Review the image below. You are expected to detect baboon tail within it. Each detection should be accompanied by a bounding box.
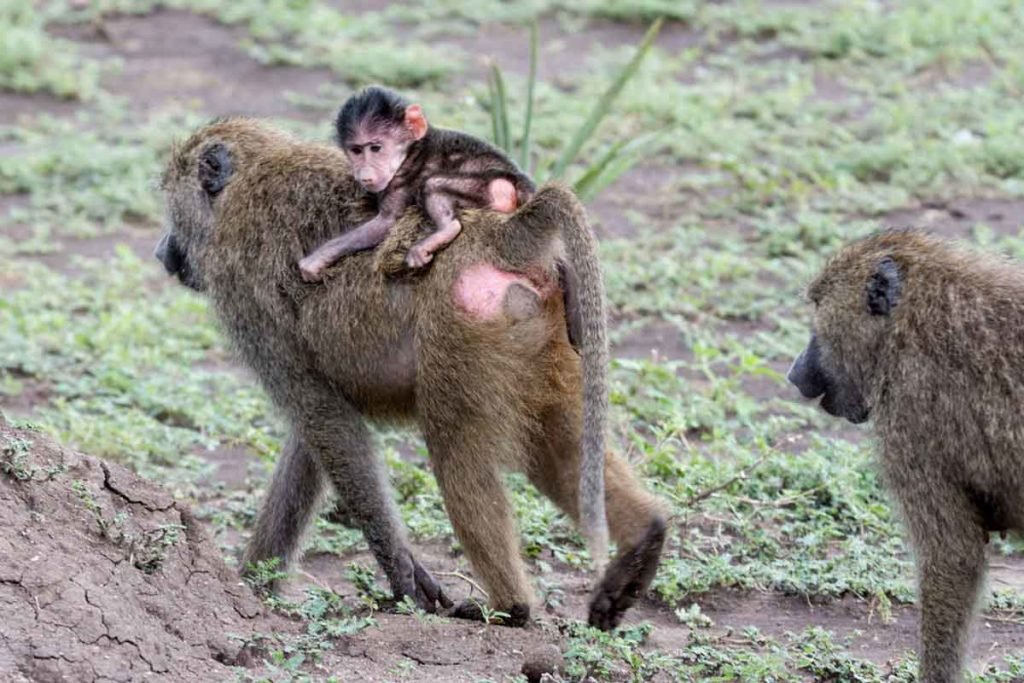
[555,185,610,574]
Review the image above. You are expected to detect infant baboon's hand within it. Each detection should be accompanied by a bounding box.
[298,256,326,282]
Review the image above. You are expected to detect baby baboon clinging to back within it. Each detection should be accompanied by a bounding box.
[788,228,1024,683]
[156,117,665,630]
[298,85,536,280]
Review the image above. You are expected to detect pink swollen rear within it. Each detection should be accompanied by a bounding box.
[453,263,542,320]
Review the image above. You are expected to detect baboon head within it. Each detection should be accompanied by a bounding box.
[788,233,906,424]
[155,134,236,291]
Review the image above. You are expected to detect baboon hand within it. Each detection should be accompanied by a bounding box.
[298,256,327,282]
[391,553,452,612]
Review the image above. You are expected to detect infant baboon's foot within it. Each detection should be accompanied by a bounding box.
[449,598,530,627]
[404,244,435,269]
[298,256,327,282]
[488,178,518,213]
[587,516,666,631]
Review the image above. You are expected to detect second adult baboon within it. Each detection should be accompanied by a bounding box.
[155,117,665,629]
[788,228,1024,683]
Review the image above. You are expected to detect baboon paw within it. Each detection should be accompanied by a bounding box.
[587,516,667,631]
[298,258,325,282]
[449,599,530,627]
[411,556,453,612]
[449,598,485,622]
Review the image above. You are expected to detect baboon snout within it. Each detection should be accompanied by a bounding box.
[154,231,201,291]
[787,334,827,400]
[154,232,182,276]
[356,168,383,191]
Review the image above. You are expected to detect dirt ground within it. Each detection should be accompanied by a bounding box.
[3,6,1024,683]
[0,417,278,682]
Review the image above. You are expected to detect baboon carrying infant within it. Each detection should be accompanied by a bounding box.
[155,117,665,629]
[789,228,1024,683]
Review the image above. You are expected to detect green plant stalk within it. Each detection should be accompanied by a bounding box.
[550,17,664,179]
[520,19,538,171]
[573,132,661,200]
[488,62,511,154]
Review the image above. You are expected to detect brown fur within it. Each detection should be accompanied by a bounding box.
[156,117,665,629]
[792,228,1024,682]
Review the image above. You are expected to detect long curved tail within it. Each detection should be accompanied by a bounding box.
[557,189,610,573]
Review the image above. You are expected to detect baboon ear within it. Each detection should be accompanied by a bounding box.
[404,104,428,140]
[866,256,901,316]
[198,143,232,196]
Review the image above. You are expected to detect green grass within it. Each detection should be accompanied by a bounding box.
[0,0,106,99]
[3,1,1024,680]
[0,106,202,245]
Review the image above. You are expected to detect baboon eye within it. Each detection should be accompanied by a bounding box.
[369,144,382,153]
[349,146,362,156]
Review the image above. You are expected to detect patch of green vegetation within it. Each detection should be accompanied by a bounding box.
[560,621,920,682]
[0,0,106,99]
[0,106,203,240]
[0,255,279,487]
[234,580,374,682]
[52,0,462,88]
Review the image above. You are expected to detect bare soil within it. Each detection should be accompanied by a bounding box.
[0,417,284,682]
[883,197,1024,241]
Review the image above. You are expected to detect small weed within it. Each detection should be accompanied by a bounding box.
[486,19,664,200]
[243,557,289,597]
[71,478,184,573]
[0,434,62,481]
[478,603,512,626]
[675,603,713,628]
[345,561,391,611]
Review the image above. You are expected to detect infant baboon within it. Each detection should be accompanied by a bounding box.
[299,85,535,279]
[156,117,665,630]
[788,228,1024,683]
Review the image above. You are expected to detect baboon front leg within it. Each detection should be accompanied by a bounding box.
[302,403,451,612]
[429,451,533,626]
[299,213,395,281]
[527,405,666,630]
[907,500,987,683]
[242,431,325,580]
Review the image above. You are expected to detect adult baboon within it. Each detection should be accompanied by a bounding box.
[788,228,1024,682]
[155,118,665,629]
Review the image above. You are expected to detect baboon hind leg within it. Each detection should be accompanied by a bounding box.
[526,402,666,630]
[425,435,534,626]
[904,492,987,683]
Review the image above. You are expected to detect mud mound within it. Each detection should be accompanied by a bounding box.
[0,418,273,682]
